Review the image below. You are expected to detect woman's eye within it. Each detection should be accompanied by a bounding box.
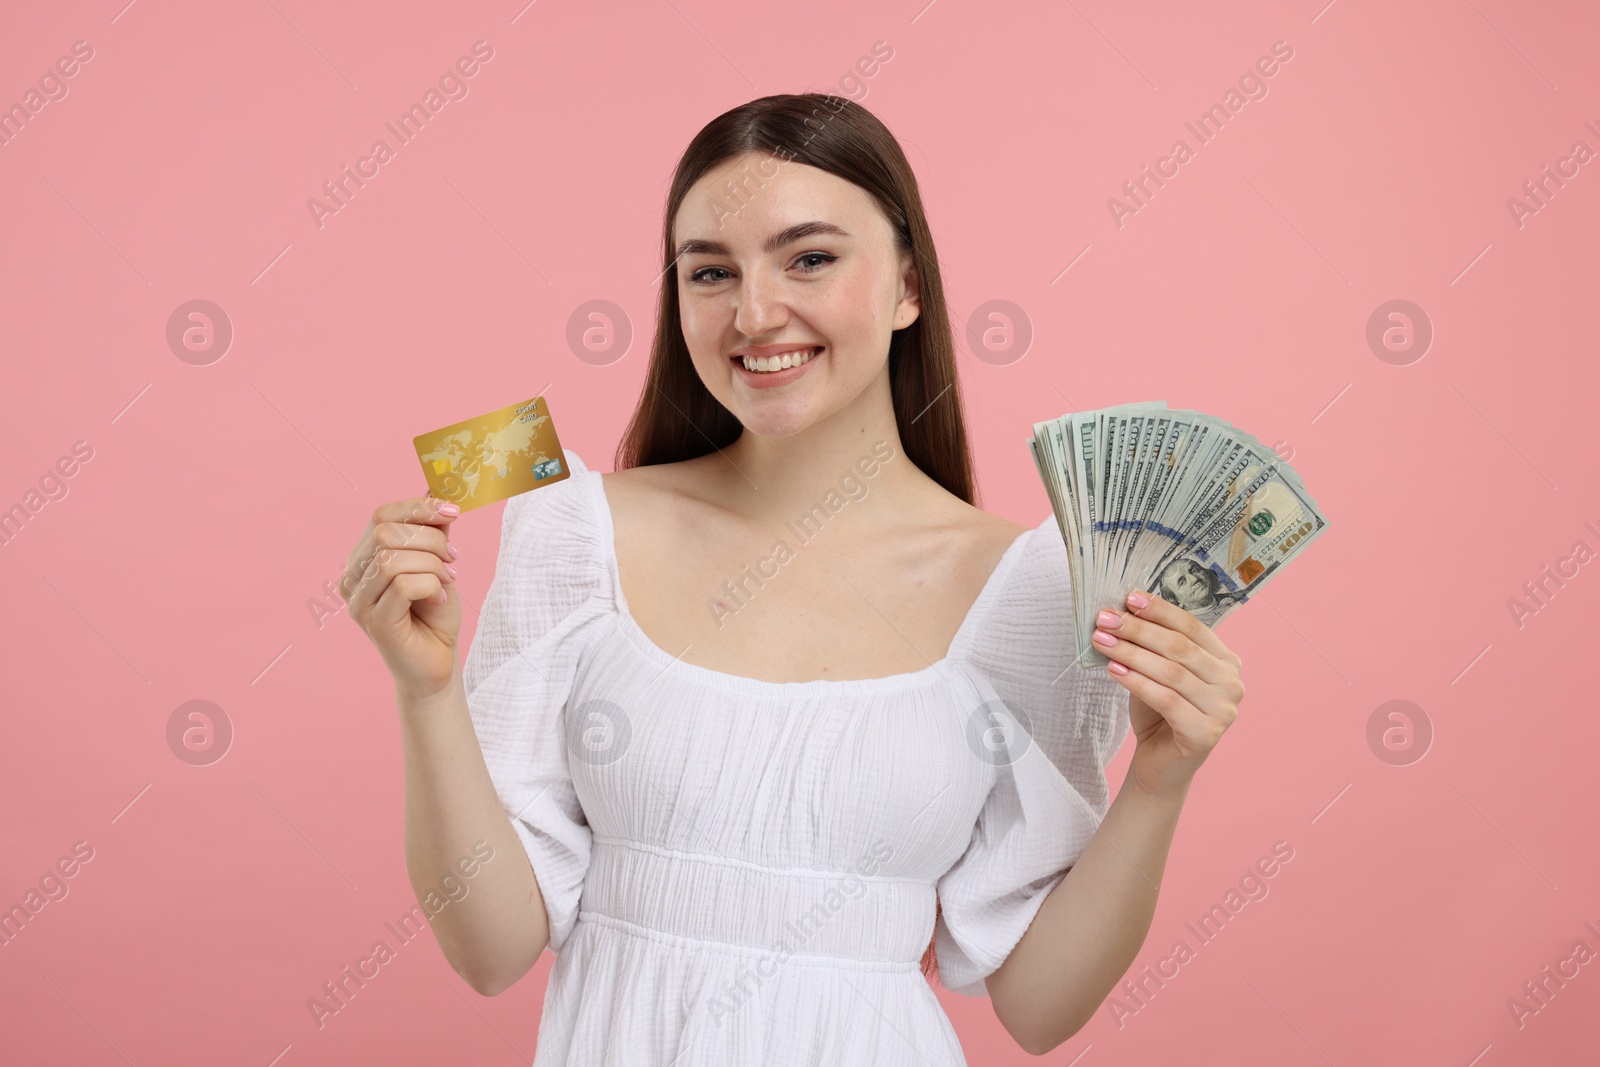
[687,253,835,285]
[794,252,836,271]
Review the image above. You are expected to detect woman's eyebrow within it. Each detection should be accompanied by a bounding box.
[675,220,851,259]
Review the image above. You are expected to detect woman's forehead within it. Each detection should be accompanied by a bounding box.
[674,157,881,248]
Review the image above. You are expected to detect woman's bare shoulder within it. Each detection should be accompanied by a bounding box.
[938,495,1030,554]
[976,509,1031,544]
[959,511,1032,582]
[888,489,1031,593]
[600,459,728,533]
[600,460,716,498]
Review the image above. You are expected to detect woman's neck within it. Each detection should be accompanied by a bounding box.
[702,387,941,535]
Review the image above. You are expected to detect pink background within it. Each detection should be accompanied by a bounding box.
[4,0,1598,1063]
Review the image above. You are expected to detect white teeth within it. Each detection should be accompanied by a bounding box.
[741,347,818,373]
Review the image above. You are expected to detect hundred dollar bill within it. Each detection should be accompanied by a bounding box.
[1030,405,1330,669]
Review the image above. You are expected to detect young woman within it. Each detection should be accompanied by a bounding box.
[342,93,1246,1065]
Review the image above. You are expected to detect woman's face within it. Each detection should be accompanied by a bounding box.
[672,150,920,440]
[1159,558,1215,612]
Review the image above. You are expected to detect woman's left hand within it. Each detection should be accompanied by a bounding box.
[1091,590,1245,800]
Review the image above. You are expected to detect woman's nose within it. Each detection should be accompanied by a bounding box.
[732,275,788,338]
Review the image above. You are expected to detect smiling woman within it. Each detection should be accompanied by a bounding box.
[619,96,969,502]
[346,91,1245,1067]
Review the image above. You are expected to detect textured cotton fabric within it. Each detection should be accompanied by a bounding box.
[462,449,1131,1065]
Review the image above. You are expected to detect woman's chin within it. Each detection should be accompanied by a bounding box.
[731,412,817,440]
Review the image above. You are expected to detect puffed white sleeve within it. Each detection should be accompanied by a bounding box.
[461,449,604,955]
[933,514,1133,997]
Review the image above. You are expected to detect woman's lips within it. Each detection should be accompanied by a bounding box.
[731,346,822,388]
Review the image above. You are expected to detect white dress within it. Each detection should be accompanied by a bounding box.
[463,450,1131,1065]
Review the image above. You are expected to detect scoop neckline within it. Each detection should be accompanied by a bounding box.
[587,466,1034,695]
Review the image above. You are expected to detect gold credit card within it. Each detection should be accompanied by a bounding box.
[413,395,570,512]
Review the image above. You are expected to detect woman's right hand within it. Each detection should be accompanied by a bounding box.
[341,496,463,700]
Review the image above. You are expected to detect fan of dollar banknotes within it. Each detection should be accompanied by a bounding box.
[1030,402,1330,669]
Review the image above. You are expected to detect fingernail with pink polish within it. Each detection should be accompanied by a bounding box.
[1126,591,1150,610]
[445,564,458,581]
[1108,661,1129,676]
[1096,609,1121,629]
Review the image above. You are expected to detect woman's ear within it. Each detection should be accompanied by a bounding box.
[892,254,921,330]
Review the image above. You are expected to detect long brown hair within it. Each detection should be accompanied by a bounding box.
[614,93,964,984]
[614,92,976,518]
